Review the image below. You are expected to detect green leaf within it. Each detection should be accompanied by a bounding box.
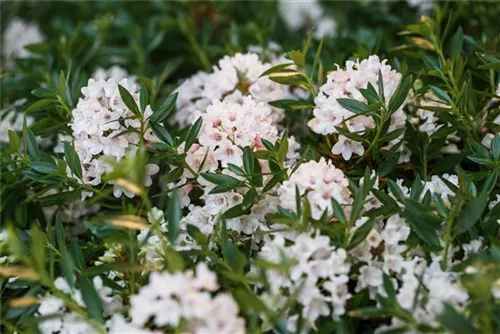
[260,63,294,77]
[491,135,500,159]
[382,274,396,300]
[78,276,103,323]
[227,163,246,177]
[330,197,347,224]
[277,135,289,164]
[29,162,58,174]
[387,179,405,203]
[39,190,80,206]
[471,141,491,157]
[31,87,57,99]
[243,147,254,175]
[165,249,185,273]
[200,173,242,194]
[377,70,385,103]
[8,130,20,152]
[268,70,308,87]
[26,128,40,161]
[360,83,380,104]
[165,167,184,183]
[437,303,479,334]
[388,75,412,113]
[185,117,202,151]
[429,86,452,104]
[349,306,391,319]
[167,190,181,245]
[150,93,177,123]
[289,50,305,68]
[25,99,57,113]
[404,200,441,246]
[59,71,68,107]
[30,224,46,272]
[481,169,498,194]
[348,219,375,250]
[381,128,405,142]
[336,98,368,114]
[467,155,491,165]
[150,122,173,146]
[118,84,140,115]
[268,99,315,110]
[139,83,149,113]
[233,289,267,312]
[261,138,275,151]
[56,219,75,286]
[449,27,464,58]
[186,224,208,248]
[64,141,83,179]
[456,192,489,235]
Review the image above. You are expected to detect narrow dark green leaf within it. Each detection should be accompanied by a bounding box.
[388,75,412,113]
[25,99,57,113]
[185,117,202,152]
[150,122,173,146]
[347,219,375,250]
[139,83,149,113]
[167,190,181,245]
[29,162,58,174]
[78,276,103,323]
[227,163,246,177]
[456,192,489,235]
[31,88,57,99]
[336,98,368,114]
[430,86,452,104]
[150,93,177,122]
[30,224,46,272]
[201,173,242,194]
[26,128,40,161]
[330,197,347,224]
[64,141,83,179]
[491,135,500,159]
[377,70,385,103]
[243,147,254,175]
[118,84,140,115]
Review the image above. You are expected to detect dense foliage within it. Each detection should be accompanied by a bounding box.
[1,1,500,333]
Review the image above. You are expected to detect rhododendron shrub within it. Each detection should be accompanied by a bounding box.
[1,1,500,334]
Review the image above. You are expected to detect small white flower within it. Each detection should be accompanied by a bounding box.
[331,135,365,161]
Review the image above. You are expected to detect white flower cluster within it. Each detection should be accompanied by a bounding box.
[69,77,159,198]
[349,211,472,331]
[177,96,304,236]
[278,158,352,219]
[175,52,292,126]
[278,0,337,39]
[196,96,278,167]
[309,55,406,161]
[125,263,245,333]
[2,18,43,59]
[37,276,121,334]
[256,232,351,331]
